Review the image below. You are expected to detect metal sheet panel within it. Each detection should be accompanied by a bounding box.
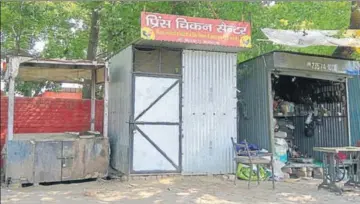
[34,141,62,183]
[238,56,273,151]
[132,76,180,172]
[134,77,179,122]
[349,76,360,146]
[182,50,237,174]
[133,38,249,53]
[108,45,133,174]
[293,103,349,161]
[314,116,349,159]
[61,138,109,181]
[273,51,357,75]
[83,138,109,178]
[292,116,316,159]
[6,140,35,183]
[133,125,179,171]
[61,140,84,181]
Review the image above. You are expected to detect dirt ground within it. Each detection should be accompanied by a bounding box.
[1,176,360,204]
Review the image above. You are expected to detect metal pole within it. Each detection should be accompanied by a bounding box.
[7,60,15,141]
[90,69,96,131]
[103,63,109,138]
[7,78,15,140]
[346,79,352,146]
[5,57,18,181]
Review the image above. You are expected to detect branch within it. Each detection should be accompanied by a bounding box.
[206,2,220,19]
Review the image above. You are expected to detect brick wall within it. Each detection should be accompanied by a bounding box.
[38,91,83,99]
[0,96,104,156]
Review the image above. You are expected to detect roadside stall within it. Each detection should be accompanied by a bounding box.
[108,12,251,175]
[2,57,109,186]
[237,51,360,179]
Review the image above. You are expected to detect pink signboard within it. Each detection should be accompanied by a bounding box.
[141,12,252,48]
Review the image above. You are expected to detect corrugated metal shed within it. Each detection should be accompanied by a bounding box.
[182,50,237,174]
[108,46,133,174]
[237,55,274,152]
[349,75,360,146]
[237,51,359,159]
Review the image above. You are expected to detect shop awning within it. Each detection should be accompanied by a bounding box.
[4,57,106,83]
[132,38,249,53]
[271,51,360,78]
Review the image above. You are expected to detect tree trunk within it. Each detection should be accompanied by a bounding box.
[332,1,360,58]
[83,7,101,99]
[87,8,101,61]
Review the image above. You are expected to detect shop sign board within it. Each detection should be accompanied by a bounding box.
[140,12,251,48]
[274,52,360,76]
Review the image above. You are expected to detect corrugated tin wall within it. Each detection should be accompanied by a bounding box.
[108,46,133,174]
[314,116,349,159]
[349,76,360,146]
[293,115,349,161]
[182,50,237,175]
[238,56,272,151]
[292,117,316,158]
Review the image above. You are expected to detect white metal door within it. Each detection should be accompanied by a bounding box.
[132,76,180,173]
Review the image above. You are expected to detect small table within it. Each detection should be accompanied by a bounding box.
[313,146,360,194]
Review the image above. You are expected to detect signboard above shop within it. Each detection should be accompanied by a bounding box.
[140,12,251,48]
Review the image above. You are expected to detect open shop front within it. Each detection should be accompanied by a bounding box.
[238,51,360,180]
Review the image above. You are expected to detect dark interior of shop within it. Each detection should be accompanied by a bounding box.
[271,74,348,162]
[271,74,346,105]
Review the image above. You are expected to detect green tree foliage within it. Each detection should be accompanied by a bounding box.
[0,2,84,96]
[0,1,356,97]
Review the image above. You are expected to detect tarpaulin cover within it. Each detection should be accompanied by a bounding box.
[262,28,360,48]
